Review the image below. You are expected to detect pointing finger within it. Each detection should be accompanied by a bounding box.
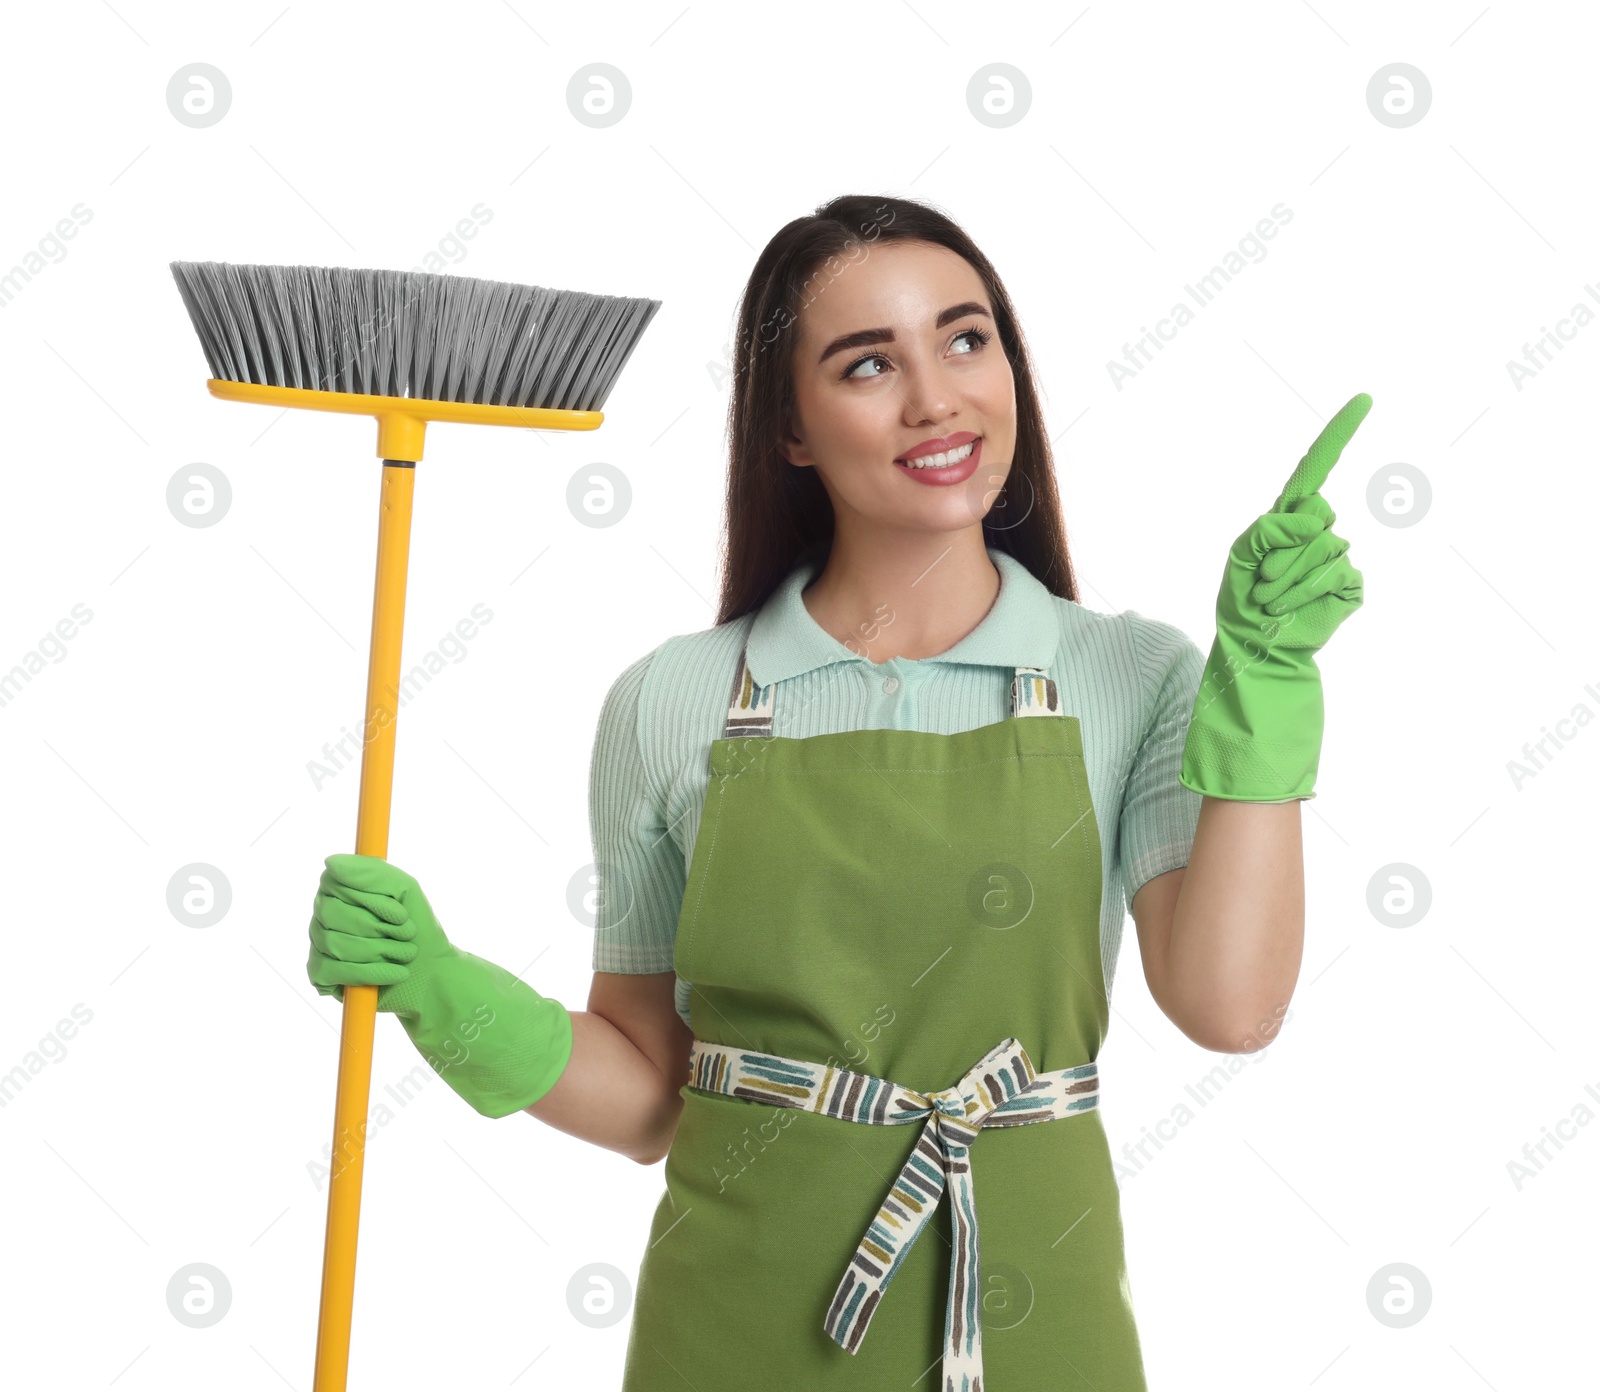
[1275,392,1372,510]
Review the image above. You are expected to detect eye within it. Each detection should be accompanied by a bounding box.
[841,350,889,382]
[838,325,994,382]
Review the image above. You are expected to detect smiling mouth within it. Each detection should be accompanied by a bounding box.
[895,437,979,470]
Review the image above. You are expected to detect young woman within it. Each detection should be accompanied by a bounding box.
[307,194,1368,1390]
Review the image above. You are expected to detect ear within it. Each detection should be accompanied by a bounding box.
[777,418,813,469]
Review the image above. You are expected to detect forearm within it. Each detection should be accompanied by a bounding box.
[522,1009,684,1165]
[1165,796,1305,1050]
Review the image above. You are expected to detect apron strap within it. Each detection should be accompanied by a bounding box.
[1010,664,1061,718]
[724,649,1061,738]
[723,647,776,738]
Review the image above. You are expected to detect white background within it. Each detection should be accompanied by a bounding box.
[1,0,1595,1387]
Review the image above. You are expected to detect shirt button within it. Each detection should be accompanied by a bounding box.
[882,676,900,695]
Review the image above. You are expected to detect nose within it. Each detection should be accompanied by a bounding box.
[898,356,956,426]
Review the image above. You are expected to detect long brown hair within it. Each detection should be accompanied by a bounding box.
[713,193,1079,626]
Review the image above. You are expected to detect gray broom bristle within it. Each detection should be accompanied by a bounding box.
[169,261,661,414]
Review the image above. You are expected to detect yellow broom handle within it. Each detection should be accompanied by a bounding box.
[313,459,417,1390]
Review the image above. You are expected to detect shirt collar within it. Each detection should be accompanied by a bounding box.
[745,546,1062,686]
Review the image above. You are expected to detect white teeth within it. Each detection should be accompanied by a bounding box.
[898,440,975,469]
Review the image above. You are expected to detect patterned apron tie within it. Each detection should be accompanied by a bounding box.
[686,1035,1101,1391]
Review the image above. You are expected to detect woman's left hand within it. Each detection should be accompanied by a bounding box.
[1178,393,1371,803]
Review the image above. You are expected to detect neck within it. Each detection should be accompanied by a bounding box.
[801,525,1000,665]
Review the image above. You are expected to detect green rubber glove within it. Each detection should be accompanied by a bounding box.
[1179,393,1371,803]
[306,853,573,1119]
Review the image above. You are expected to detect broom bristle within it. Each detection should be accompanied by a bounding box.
[169,261,661,413]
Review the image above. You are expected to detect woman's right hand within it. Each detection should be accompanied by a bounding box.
[305,853,437,1006]
[303,852,575,1118]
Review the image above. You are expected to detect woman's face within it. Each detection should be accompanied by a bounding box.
[778,238,1017,538]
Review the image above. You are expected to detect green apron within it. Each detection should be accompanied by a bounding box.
[621,647,1148,1391]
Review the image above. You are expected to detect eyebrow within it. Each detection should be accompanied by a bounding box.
[816,301,991,365]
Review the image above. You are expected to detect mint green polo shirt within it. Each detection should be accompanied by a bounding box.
[588,546,1206,1029]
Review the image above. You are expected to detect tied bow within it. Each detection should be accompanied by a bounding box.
[823,1037,1044,1391]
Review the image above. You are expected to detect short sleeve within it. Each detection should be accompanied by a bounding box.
[1116,615,1206,905]
[588,646,686,974]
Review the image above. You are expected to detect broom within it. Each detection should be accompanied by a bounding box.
[169,260,661,1391]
